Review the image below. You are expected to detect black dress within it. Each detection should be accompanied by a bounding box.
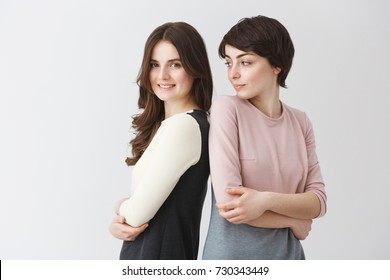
[120,110,209,260]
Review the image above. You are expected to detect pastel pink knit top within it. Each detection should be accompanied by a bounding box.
[209,95,327,217]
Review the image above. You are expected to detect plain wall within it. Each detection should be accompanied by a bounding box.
[1,0,389,259]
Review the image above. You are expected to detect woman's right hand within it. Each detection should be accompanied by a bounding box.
[109,215,148,241]
[290,218,312,240]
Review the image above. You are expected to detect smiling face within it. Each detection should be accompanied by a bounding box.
[224,44,281,100]
[149,40,195,108]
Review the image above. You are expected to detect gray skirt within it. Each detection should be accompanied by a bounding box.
[202,194,305,260]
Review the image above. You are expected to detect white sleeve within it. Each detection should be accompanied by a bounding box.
[119,114,202,227]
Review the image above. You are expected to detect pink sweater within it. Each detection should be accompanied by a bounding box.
[209,96,327,217]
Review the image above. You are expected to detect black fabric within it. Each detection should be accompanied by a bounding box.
[119,110,209,260]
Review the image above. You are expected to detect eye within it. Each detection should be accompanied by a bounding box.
[241,61,251,66]
[224,61,232,68]
[150,62,159,68]
[170,62,181,68]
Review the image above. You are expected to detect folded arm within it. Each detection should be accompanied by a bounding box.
[119,114,201,227]
[209,98,326,236]
[216,187,315,239]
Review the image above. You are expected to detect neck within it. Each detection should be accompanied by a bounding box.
[249,88,282,118]
[164,100,200,119]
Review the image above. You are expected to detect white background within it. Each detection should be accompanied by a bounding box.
[1,0,389,260]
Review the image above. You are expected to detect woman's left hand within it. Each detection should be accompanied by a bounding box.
[216,186,271,224]
[109,215,148,241]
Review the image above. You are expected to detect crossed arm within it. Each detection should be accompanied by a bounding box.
[109,114,202,240]
[209,97,326,240]
[215,187,320,240]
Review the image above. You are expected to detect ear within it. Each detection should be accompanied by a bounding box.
[273,67,282,75]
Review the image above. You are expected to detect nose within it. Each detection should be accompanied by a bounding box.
[158,66,170,80]
[228,64,240,80]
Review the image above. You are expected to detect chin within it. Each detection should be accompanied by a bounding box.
[236,91,252,100]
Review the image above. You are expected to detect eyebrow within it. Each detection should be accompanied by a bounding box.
[150,58,181,62]
[225,53,255,59]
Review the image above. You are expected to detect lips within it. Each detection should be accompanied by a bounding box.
[233,84,245,90]
[158,84,175,89]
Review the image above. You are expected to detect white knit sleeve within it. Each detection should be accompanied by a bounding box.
[119,113,202,227]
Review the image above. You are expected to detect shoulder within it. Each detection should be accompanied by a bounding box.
[165,111,199,127]
[283,103,312,131]
[213,95,243,108]
[211,95,245,116]
[186,110,209,127]
[162,111,201,137]
[283,103,306,118]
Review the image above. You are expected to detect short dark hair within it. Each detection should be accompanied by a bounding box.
[219,15,294,88]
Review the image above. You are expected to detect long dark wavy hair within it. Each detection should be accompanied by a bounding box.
[126,22,213,166]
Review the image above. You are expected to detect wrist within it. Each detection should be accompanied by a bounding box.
[263,191,276,212]
[285,216,296,228]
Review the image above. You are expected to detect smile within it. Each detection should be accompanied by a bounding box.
[158,84,175,89]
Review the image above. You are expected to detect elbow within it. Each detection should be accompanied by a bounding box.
[126,216,149,228]
[119,200,152,227]
[119,200,149,227]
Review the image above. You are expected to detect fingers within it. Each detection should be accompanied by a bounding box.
[218,207,245,224]
[112,215,126,223]
[136,223,149,231]
[225,186,245,195]
[122,224,149,241]
[224,215,244,224]
[216,186,247,210]
[110,215,146,240]
[216,202,231,211]
[216,199,238,211]
[112,222,149,241]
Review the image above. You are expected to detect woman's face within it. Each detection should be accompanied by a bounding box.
[224,44,280,100]
[149,40,194,105]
